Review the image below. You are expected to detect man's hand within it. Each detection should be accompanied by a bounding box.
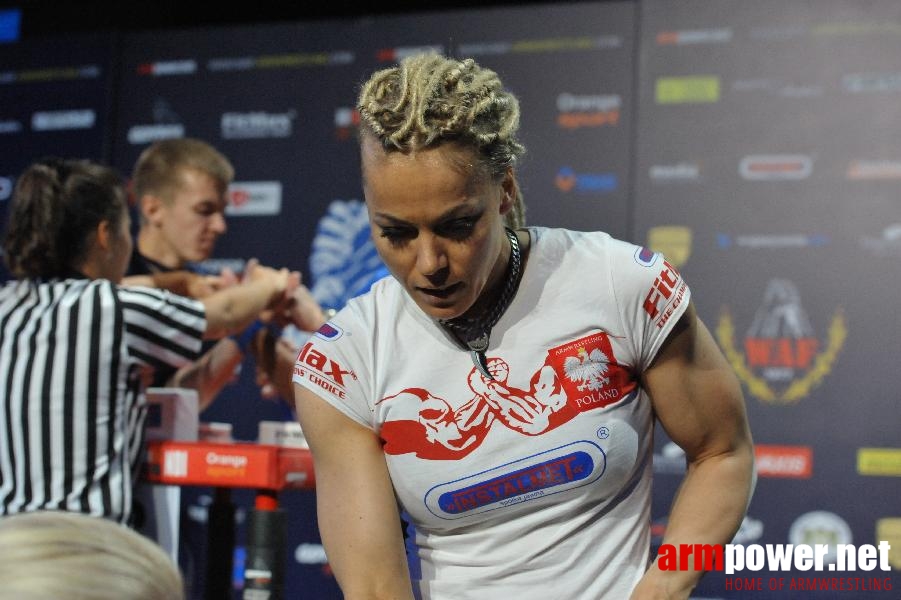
[252,333,299,402]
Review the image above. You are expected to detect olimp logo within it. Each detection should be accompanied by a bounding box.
[716,279,846,404]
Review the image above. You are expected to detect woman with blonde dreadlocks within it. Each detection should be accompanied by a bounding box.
[291,53,754,600]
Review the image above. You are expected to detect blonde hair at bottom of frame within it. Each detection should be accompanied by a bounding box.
[0,510,185,600]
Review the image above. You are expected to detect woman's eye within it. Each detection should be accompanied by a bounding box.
[380,227,414,245]
[439,218,478,239]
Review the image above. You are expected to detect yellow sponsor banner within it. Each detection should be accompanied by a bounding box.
[656,76,720,104]
[647,226,692,268]
[876,518,901,570]
[857,448,901,476]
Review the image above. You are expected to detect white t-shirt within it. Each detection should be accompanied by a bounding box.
[293,227,691,599]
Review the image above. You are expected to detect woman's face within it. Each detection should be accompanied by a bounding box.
[361,136,514,321]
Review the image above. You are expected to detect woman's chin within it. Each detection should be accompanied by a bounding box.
[413,295,467,321]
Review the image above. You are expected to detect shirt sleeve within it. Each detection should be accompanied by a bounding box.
[607,238,692,372]
[117,285,206,371]
[292,317,375,429]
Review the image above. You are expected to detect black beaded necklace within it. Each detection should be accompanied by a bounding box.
[439,227,522,379]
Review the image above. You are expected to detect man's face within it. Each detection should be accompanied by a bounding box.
[149,167,228,267]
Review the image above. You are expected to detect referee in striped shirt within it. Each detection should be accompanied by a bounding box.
[0,158,297,525]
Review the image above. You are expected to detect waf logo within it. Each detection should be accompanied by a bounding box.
[716,279,845,404]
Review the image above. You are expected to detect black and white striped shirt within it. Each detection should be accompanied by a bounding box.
[0,277,206,524]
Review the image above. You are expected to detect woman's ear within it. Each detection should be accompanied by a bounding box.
[95,220,112,251]
[499,168,516,215]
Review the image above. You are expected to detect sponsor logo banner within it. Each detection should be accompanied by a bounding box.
[649,163,700,183]
[788,511,853,563]
[207,51,354,71]
[459,34,621,56]
[739,154,812,181]
[754,444,812,478]
[647,226,692,268]
[333,107,359,140]
[226,181,282,216]
[846,160,901,180]
[843,72,901,94]
[556,93,620,129]
[876,518,901,570]
[656,28,733,45]
[554,167,618,193]
[0,119,22,134]
[857,448,901,476]
[377,45,444,63]
[127,124,184,145]
[31,109,96,131]
[656,76,720,104]
[716,233,828,249]
[136,60,197,76]
[221,111,295,139]
[0,65,100,84]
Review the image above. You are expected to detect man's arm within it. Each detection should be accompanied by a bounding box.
[121,271,226,298]
[630,301,755,600]
[167,338,244,411]
[198,263,297,339]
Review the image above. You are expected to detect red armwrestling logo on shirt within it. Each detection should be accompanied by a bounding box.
[546,331,635,414]
[378,332,635,460]
[293,341,356,400]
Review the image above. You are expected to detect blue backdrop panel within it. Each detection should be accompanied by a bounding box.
[0,32,115,281]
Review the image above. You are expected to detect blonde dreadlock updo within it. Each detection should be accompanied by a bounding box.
[357,53,527,229]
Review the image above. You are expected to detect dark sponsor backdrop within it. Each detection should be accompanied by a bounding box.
[0,31,115,280]
[1,0,899,598]
[637,1,901,597]
[110,18,364,272]
[350,1,637,239]
[109,2,635,598]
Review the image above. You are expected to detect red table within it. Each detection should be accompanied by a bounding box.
[144,440,315,599]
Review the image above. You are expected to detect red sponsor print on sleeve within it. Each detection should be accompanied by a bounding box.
[293,341,356,400]
[545,332,636,412]
[642,259,687,329]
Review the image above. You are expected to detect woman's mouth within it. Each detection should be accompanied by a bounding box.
[417,282,462,300]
